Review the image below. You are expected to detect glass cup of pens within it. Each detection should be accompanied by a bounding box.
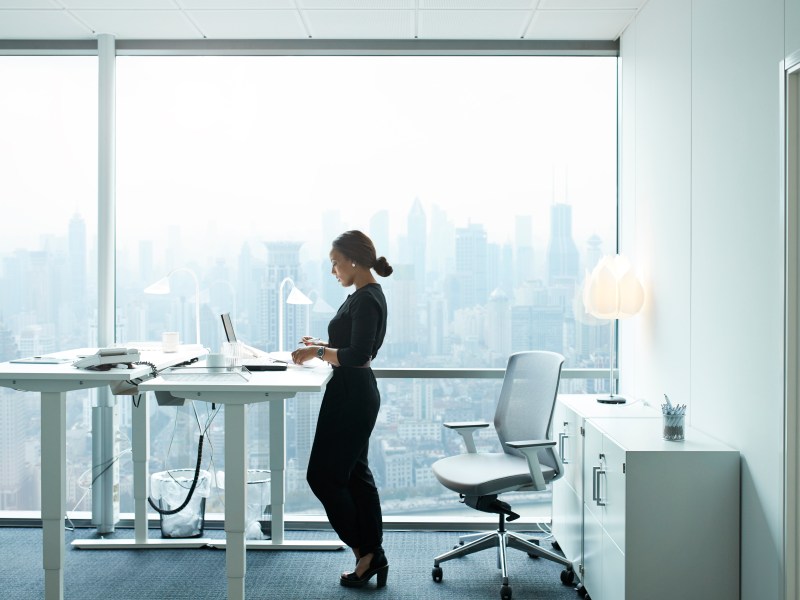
[222,341,243,368]
[661,394,686,441]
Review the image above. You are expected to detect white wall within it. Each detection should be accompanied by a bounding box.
[619,1,787,598]
[789,0,800,58]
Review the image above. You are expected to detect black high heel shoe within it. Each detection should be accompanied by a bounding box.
[340,551,389,588]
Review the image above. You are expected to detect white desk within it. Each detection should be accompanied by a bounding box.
[137,364,340,600]
[0,346,204,600]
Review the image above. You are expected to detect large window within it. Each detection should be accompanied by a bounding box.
[115,56,617,517]
[0,57,97,512]
[0,54,615,518]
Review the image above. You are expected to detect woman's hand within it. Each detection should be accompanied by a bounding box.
[300,336,326,346]
[291,346,319,365]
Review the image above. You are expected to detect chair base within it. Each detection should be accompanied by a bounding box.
[434,527,572,586]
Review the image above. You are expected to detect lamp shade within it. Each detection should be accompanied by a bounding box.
[143,277,171,295]
[286,286,313,305]
[583,255,644,320]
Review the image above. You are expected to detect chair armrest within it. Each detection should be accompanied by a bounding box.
[506,439,555,491]
[443,422,490,454]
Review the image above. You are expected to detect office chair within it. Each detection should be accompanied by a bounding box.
[431,350,574,600]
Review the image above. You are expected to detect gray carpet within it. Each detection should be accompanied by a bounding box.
[0,527,578,599]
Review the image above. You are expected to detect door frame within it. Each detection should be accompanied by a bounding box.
[783,48,800,600]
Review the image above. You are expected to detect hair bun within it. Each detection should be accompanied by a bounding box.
[374,256,393,277]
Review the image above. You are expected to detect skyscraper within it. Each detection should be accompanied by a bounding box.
[407,198,427,292]
[453,223,488,311]
[546,203,580,286]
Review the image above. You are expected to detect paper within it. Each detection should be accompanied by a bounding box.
[268,351,325,368]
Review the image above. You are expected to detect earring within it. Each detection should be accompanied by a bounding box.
[352,262,356,268]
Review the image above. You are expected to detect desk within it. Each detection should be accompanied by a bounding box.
[0,346,204,600]
[137,364,340,600]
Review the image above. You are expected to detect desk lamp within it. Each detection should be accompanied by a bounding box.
[583,254,644,404]
[144,267,201,345]
[278,277,312,352]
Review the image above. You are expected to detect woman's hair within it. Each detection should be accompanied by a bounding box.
[332,230,393,277]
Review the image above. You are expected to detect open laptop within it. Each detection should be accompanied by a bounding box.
[220,313,287,371]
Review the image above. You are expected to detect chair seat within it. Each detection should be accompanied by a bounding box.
[432,452,555,497]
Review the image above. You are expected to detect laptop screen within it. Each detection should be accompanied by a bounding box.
[220,313,237,343]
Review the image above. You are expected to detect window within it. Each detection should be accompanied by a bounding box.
[0,57,97,512]
[115,55,616,516]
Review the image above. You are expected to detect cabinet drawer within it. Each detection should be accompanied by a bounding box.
[552,479,582,566]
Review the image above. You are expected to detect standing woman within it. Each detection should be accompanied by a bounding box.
[291,230,392,588]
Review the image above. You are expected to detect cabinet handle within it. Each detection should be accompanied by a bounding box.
[591,466,600,501]
[596,469,607,506]
[558,432,569,464]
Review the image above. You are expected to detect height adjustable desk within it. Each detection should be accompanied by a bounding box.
[138,364,340,600]
[0,347,203,600]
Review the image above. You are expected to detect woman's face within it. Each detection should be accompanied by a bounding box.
[330,249,355,288]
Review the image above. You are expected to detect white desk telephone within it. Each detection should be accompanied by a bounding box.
[73,347,141,369]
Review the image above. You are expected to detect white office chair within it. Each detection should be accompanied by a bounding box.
[431,350,574,600]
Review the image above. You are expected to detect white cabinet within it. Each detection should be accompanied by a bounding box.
[553,404,740,600]
[552,395,659,582]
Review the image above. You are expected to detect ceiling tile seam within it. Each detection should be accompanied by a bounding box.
[63,9,96,36]
[291,0,313,39]
[178,8,208,39]
[519,9,536,39]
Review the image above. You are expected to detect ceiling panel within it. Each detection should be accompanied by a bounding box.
[539,0,644,8]
[188,9,307,38]
[419,9,531,39]
[0,9,92,38]
[526,8,635,39]
[73,9,200,38]
[304,9,415,39]
[420,0,536,8]
[298,0,413,8]
[59,0,176,8]
[0,1,59,7]
[179,0,295,8]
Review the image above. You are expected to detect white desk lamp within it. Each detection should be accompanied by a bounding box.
[583,254,644,404]
[278,277,312,352]
[144,267,201,345]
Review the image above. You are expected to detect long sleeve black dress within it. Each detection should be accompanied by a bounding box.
[306,283,388,556]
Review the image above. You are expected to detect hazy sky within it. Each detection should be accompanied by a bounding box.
[0,55,617,264]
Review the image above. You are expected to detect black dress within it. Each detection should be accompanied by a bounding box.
[306,283,387,555]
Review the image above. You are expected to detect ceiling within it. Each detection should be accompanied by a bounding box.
[0,1,649,42]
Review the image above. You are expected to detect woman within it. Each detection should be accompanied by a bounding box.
[291,230,392,588]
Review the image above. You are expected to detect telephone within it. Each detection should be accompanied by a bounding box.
[73,347,141,370]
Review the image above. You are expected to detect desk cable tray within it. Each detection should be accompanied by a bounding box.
[160,365,252,382]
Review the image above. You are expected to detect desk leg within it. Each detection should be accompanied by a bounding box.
[225,403,247,600]
[269,396,285,545]
[41,392,66,600]
[132,393,150,544]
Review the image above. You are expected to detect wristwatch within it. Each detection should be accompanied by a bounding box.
[316,346,325,360]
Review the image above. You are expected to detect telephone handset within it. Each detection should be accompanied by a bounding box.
[73,347,141,370]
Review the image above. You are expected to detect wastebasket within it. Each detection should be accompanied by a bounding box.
[150,468,212,538]
[218,469,271,540]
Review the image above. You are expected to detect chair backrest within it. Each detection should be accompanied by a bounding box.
[494,351,565,473]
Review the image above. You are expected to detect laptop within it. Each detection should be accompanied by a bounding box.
[220,313,287,371]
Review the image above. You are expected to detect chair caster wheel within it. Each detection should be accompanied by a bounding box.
[577,583,589,598]
[527,538,540,559]
[500,584,512,599]
[432,566,443,583]
[560,567,576,585]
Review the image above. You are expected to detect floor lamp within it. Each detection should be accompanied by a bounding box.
[583,254,644,404]
[278,277,312,352]
[144,267,201,345]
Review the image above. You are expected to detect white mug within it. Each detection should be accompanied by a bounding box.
[206,353,228,368]
[162,331,179,353]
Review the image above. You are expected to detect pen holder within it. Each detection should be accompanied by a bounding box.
[221,341,243,367]
[662,413,685,441]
